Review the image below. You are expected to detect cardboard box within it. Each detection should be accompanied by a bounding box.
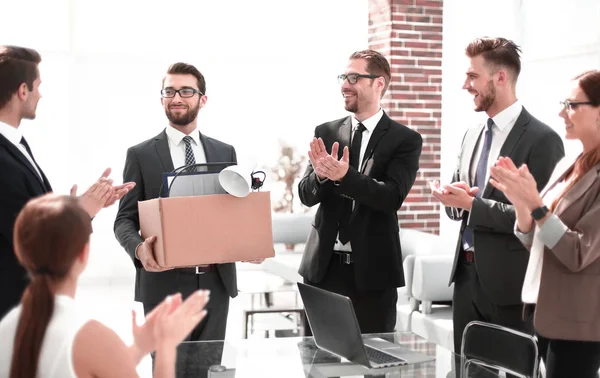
[138,192,274,268]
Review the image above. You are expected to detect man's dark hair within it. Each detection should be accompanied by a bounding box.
[349,49,391,96]
[162,62,206,95]
[465,37,522,82]
[0,46,42,109]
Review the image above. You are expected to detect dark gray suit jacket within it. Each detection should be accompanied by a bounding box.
[298,113,423,290]
[114,129,238,304]
[446,107,564,306]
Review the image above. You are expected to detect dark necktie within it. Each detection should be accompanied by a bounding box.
[462,118,494,250]
[338,123,366,245]
[20,136,36,163]
[182,136,196,171]
[20,137,51,191]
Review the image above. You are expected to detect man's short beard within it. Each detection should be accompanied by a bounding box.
[345,102,358,113]
[165,100,201,126]
[476,80,496,112]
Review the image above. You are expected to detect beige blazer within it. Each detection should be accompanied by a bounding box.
[526,154,600,341]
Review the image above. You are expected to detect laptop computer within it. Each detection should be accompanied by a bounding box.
[297,282,435,369]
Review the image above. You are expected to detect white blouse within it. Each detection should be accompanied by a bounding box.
[0,295,88,378]
[517,180,568,304]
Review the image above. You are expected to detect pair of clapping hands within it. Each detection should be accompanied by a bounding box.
[72,167,135,218]
[308,137,351,182]
[130,290,209,360]
[429,157,542,212]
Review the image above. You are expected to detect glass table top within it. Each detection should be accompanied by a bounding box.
[174,331,500,378]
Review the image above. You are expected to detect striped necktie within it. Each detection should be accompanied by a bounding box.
[182,136,196,170]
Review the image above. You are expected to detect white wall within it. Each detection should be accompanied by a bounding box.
[440,0,600,251]
[1,0,369,281]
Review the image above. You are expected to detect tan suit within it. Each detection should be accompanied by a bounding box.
[527,155,600,341]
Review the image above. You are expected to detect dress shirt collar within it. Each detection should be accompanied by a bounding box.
[351,108,384,132]
[490,100,522,131]
[165,125,201,147]
[0,120,23,147]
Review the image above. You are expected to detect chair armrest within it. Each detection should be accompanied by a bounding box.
[402,255,416,299]
[412,255,454,302]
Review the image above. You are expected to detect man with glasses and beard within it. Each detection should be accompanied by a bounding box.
[298,50,422,334]
[114,63,239,344]
[429,37,564,376]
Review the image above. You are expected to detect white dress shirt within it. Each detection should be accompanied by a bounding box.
[0,120,42,179]
[165,126,207,169]
[334,108,384,252]
[470,101,523,188]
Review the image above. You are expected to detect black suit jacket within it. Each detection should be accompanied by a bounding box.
[114,129,238,304]
[446,107,564,306]
[298,112,423,290]
[0,134,52,316]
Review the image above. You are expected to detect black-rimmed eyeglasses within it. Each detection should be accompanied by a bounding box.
[338,73,380,85]
[560,100,595,112]
[161,88,203,98]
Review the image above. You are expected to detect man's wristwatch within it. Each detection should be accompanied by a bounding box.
[531,205,549,221]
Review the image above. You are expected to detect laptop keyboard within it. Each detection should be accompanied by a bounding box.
[365,346,407,365]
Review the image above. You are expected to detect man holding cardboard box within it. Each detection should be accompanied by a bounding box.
[298,50,423,333]
[114,63,237,341]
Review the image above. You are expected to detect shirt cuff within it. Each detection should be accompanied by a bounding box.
[538,213,568,249]
[316,175,329,185]
[514,222,534,245]
[453,207,464,219]
[134,242,144,260]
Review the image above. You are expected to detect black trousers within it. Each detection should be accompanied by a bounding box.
[304,254,398,336]
[144,270,230,378]
[452,257,533,378]
[537,332,600,378]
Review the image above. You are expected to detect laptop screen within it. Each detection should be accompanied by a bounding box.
[297,283,369,365]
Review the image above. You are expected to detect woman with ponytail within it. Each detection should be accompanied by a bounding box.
[490,70,600,378]
[0,194,209,378]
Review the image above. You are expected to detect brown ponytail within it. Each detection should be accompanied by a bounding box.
[9,195,91,378]
[9,276,54,378]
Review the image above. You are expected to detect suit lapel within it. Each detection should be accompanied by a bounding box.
[481,108,529,198]
[495,107,529,161]
[0,134,48,190]
[154,130,175,172]
[360,113,391,173]
[553,161,600,217]
[461,125,484,186]
[348,114,390,221]
[38,168,52,192]
[199,131,216,163]
[337,117,352,159]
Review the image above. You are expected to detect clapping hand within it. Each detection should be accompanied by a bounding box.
[71,168,136,217]
[489,157,543,211]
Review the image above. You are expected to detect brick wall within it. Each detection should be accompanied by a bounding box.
[368,0,443,234]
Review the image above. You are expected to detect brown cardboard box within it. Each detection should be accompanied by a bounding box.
[138,192,274,268]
